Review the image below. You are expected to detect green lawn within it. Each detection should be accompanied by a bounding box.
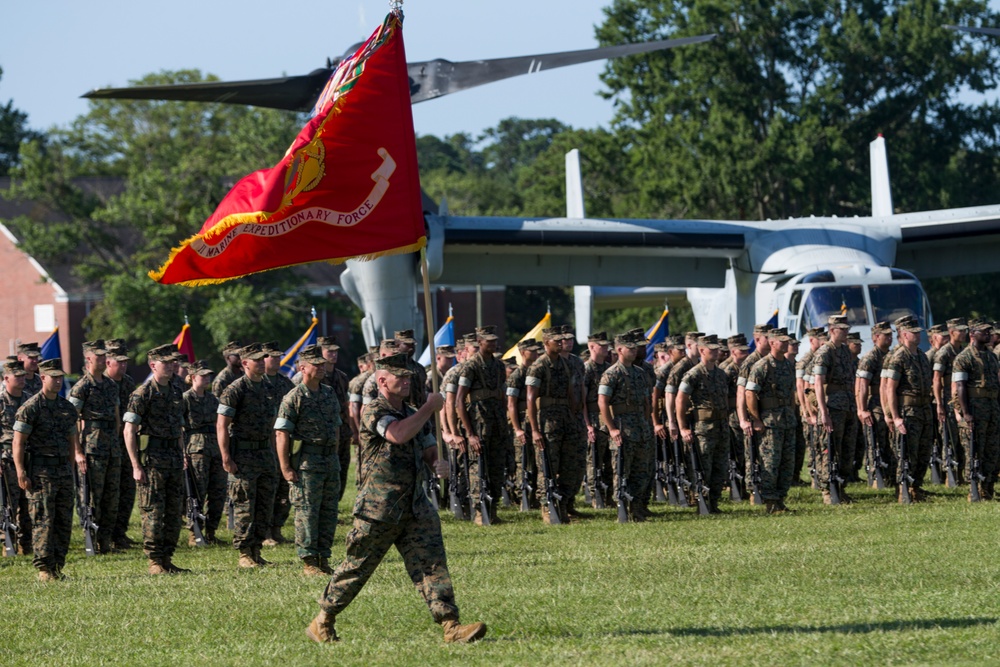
[2,474,999,666]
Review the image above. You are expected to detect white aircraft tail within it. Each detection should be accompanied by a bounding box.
[870,135,894,217]
[565,149,586,218]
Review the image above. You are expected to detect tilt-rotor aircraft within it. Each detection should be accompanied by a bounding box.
[86,33,1000,350]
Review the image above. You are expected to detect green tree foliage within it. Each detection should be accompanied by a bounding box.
[0,66,42,177]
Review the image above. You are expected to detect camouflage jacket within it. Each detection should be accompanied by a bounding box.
[125,379,184,442]
[275,382,342,446]
[526,354,575,414]
[933,342,963,404]
[0,386,27,452]
[183,388,219,455]
[884,345,933,404]
[746,355,796,422]
[355,395,435,523]
[442,363,464,396]
[458,351,507,425]
[812,342,855,411]
[856,346,887,409]
[349,370,373,404]
[14,392,78,462]
[22,374,41,398]
[666,356,696,395]
[953,344,1000,393]
[218,375,277,442]
[679,362,729,418]
[212,366,243,397]
[598,361,650,424]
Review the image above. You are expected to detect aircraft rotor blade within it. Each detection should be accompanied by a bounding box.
[408,34,717,103]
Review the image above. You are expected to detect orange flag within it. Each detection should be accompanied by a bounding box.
[150,11,424,286]
[173,322,196,363]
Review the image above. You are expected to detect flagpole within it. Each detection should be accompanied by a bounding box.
[420,248,445,464]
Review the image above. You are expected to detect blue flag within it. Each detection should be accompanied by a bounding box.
[417,315,455,367]
[40,327,68,397]
[281,310,320,377]
[644,309,669,363]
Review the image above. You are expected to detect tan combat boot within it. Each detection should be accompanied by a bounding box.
[238,549,259,569]
[37,568,58,582]
[442,618,487,644]
[149,559,169,575]
[188,533,198,547]
[319,557,334,575]
[541,505,552,525]
[305,610,338,643]
[822,490,832,505]
[302,556,325,576]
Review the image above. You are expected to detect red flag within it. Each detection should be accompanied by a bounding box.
[150,11,424,286]
[173,323,196,363]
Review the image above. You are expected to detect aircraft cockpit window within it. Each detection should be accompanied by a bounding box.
[870,283,926,328]
[802,286,868,328]
[799,271,836,284]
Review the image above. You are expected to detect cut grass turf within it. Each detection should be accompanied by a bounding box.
[2,474,999,666]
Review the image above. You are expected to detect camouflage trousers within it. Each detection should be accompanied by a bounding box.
[959,397,1000,485]
[113,440,135,544]
[586,427,612,506]
[693,419,729,502]
[817,408,850,486]
[793,412,806,482]
[137,455,184,561]
[757,409,796,501]
[512,415,537,508]
[840,411,859,482]
[610,420,654,517]
[862,410,897,486]
[81,452,120,549]
[290,452,341,559]
[728,414,746,494]
[27,467,74,572]
[271,476,291,533]
[469,426,507,521]
[188,451,227,536]
[321,509,459,624]
[1,458,31,550]
[894,405,933,488]
[533,407,584,510]
[336,432,352,503]
[228,447,277,551]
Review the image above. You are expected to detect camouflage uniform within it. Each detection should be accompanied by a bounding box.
[182,388,226,537]
[526,354,578,513]
[884,345,934,490]
[265,372,295,538]
[746,355,797,501]
[442,362,470,503]
[720,356,745,489]
[110,371,137,547]
[796,347,818,481]
[275,383,341,559]
[325,368,353,503]
[124,380,185,562]
[583,356,612,505]
[506,361,536,508]
[599,361,652,518]
[1,384,29,551]
[679,362,731,505]
[857,345,895,483]
[219,376,278,552]
[812,341,856,486]
[23,374,42,398]
[459,351,508,521]
[933,341,964,475]
[320,395,458,625]
[69,372,121,551]
[14,391,79,573]
[564,353,589,503]
[212,366,243,398]
[953,344,1000,487]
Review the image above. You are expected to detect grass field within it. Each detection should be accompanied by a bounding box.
[2,472,1000,666]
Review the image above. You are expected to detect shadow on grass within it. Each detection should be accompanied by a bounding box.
[622,617,997,638]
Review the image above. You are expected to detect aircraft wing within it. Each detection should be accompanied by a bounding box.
[893,204,1000,278]
[426,214,748,288]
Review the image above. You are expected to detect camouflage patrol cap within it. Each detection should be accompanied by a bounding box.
[298,344,325,366]
[579,349,590,362]
[846,331,862,341]
[871,321,892,336]
[375,353,413,376]
[394,330,416,344]
[368,345,379,355]
[684,331,705,341]
[788,336,800,346]
[82,340,107,356]
[893,315,916,329]
[16,343,40,358]
[653,342,670,353]
[147,344,176,362]
[503,356,518,368]
[105,340,130,361]
[436,345,456,358]
[188,360,214,376]
[541,327,561,342]
[516,339,537,352]
[806,326,826,338]
[357,353,370,366]
[2,360,25,377]
[614,333,636,349]
[476,325,499,341]
[238,343,267,361]
[380,339,400,353]
[827,315,850,330]
[727,335,750,351]
[946,317,968,331]
[697,334,723,349]
[969,319,992,333]
[559,325,577,341]
[667,335,684,348]
[587,331,610,344]
[462,333,478,344]
[317,336,340,351]
[5,356,16,364]
[37,358,65,377]
[222,340,243,356]
[767,328,792,342]
[261,341,284,357]
[753,324,773,334]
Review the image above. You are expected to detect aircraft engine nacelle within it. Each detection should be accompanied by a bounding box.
[340,254,425,349]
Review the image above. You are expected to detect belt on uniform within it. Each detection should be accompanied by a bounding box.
[901,395,930,407]
[696,408,727,421]
[188,426,215,435]
[300,442,337,456]
[759,397,793,410]
[145,436,178,450]
[234,439,269,451]
[538,397,570,407]
[84,419,115,429]
[824,384,850,394]
[610,405,642,417]
[969,387,999,399]
[466,388,504,403]
[32,455,69,467]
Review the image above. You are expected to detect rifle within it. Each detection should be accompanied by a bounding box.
[423,463,441,512]
[226,497,235,531]
[825,430,843,505]
[659,435,678,506]
[183,456,207,547]
[448,445,466,520]
[539,438,563,525]
[474,434,493,526]
[670,436,690,508]
[592,433,607,510]
[462,443,475,521]
[929,421,944,485]
[942,418,959,488]
[808,422,820,490]
[75,466,99,556]
[0,458,18,557]
[746,431,763,506]
[898,431,914,504]
[614,422,632,523]
[864,423,886,490]
[501,462,514,509]
[687,437,711,515]
[729,436,745,503]
[582,470,592,506]
[654,430,668,503]
[519,434,533,512]
[969,420,984,503]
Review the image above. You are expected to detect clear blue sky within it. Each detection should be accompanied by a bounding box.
[1,0,623,139]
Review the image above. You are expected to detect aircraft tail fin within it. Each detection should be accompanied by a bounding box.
[566,149,586,218]
[870,135,894,217]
